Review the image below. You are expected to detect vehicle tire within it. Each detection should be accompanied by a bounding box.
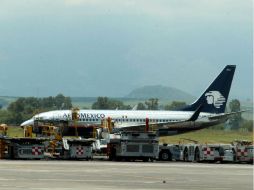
[143,158,149,162]
[108,148,116,161]
[159,151,172,161]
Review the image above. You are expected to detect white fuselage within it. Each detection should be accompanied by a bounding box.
[21,109,214,129]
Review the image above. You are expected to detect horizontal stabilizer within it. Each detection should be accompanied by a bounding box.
[208,110,248,121]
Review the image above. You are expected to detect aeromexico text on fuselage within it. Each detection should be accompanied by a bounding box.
[63,112,106,120]
[46,110,209,123]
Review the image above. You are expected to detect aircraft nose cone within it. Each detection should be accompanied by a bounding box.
[20,119,34,127]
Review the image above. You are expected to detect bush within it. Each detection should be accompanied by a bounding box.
[240,120,253,132]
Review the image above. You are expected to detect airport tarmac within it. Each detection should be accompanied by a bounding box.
[0,160,252,190]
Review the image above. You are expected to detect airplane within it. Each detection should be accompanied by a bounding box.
[21,65,240,136]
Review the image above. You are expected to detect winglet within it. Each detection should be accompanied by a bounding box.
[187,104,203,121]
[132,105,138,110]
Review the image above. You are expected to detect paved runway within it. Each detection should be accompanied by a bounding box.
[0,160,252,190]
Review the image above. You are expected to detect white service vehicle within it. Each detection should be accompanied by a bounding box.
[108,132,159,162]
[62,138,95,160]
[232,141,254,163]
[220,145,235,162]
[179,143,235,163]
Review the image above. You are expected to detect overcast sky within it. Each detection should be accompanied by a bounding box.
[0,0,252,100]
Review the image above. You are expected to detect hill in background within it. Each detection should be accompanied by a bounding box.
[126,85,196,102]
[0,86,196,109]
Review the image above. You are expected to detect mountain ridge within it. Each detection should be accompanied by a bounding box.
[125,85,196,102]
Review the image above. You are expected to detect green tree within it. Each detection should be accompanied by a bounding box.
[145,98,159,110]
[92,97,109,109]
[137,102,146,110]
[228,99,242,130]
[52,94,72,109]
[6,94,72,125]
[108,100,131,110]
[164,101,186,110]
[92,97,131,110]
[229,99,241,112]
[0,110,12,124]
[240,120,253,132]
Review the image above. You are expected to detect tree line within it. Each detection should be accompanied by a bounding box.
[0,95,251,131]
[0,94,72,125]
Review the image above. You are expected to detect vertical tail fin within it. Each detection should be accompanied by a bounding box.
[181,65,236,114]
